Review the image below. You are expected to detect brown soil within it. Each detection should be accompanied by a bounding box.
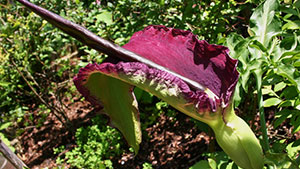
[16,93,96,168]
[15,92,213,169]
[113,113,212,169]
[14,92,300,169]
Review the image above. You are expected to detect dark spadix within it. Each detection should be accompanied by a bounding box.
[16,1,263,168]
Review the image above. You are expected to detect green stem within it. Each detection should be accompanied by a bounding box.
[208,104,264,169]
[255,71,270,152]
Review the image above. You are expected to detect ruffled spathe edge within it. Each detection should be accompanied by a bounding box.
[73,62,221,114]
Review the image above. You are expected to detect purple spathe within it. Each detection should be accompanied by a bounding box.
[123,25,239,106]
[74,25,239,114]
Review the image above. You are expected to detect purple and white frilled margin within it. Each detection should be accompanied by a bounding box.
[74,25,239,116]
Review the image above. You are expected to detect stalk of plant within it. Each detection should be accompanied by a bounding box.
[16,1,264,168]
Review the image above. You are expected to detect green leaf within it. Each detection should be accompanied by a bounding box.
[234,40,251,68]
[233,83,242,107]
[274,33,299,62]
[296,103,300,110]
[280,6,298,16]
[265,151,299,169]
[290,110,300,133]
[294,60,300,67]
[276,64,300,92]
[280,33,298,52]
[274,82,287,92]
[263,97,282,107]
[0,81,10,87]
[261,88,278,97]
[0,122,12,131]
[291,115,300,133]
[96,10,113,25]
[250,40,268,53]
[225,33,245,58]
[274,109,291,128]
[84,73,141,154]
[0,133,14,152]
[279,100,295,107]
[189,160,211,169]
[283,20,300,30]
[286,142,300,158]
[281,86,299,100]
[133,87,143,101]
[294,0,300,8]
[292,139,300,147]
[156,101,168,110]
[208,158,217,169]
[249,0,281,47]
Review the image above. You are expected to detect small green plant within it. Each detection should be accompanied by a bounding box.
[142,162,153,169]
[189,151,240,169]
[222,0,300,167]
[54,115,125,169]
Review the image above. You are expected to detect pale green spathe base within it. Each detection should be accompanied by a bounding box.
[208,104,264,169]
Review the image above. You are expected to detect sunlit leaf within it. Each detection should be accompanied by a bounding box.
[274,82,287,92]
[294,60,300,67]
[0,81,10,87]
[263,97,282,107]
[286,142,300,159]
[250,40,268,53]
[0,122,12,131]
[262,88,278,97]
[279,100,295,107]
[274,109,291,128]
[283,20,300,30]
[250,0,281,47]
[96,10,113,25]
[276,64,300,92]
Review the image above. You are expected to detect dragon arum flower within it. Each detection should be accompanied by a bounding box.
[74,25,264,169]
[14,0,263,168]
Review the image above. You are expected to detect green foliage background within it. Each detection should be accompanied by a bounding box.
[0,0,300,168]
